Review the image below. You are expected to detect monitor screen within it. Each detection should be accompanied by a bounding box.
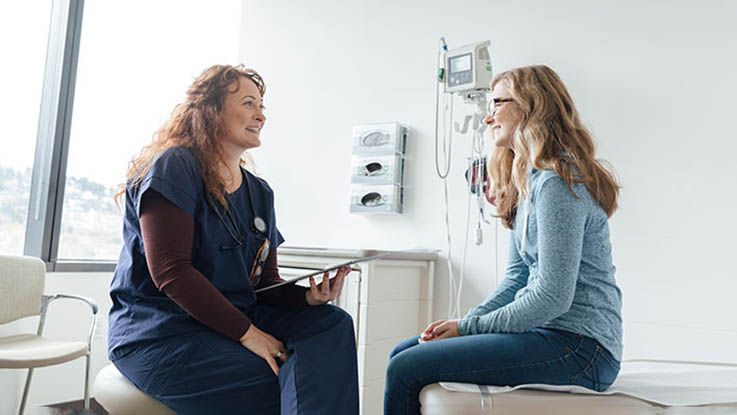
[450,54,472,73]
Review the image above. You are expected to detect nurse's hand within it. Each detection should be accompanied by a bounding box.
[239,324,287,376]
[418,319,460,343]
[305,266,350,306]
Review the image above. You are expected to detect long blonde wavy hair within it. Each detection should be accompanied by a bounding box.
[488,65,620,229]
[114,64,265,209]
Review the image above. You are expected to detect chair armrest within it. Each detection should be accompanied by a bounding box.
[40,294,100,351]
[45,294,99,315]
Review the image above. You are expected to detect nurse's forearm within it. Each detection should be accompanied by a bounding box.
[159,270,253,340]
[140,190,252,341]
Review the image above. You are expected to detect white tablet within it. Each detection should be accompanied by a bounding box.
[254,252,391,293]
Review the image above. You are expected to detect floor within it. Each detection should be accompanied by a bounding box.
[25,399,109,415]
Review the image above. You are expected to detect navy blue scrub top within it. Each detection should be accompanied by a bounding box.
[108,146,284,360]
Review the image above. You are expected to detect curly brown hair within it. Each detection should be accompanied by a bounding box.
[114,64,265,209]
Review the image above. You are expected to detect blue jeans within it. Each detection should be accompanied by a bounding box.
[384,328,620,415]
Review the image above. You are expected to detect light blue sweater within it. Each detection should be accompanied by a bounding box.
[458,167,623,361]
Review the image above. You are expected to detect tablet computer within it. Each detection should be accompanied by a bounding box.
[254,252,391,293]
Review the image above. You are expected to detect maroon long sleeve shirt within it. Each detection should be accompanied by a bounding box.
[139,190,308,341]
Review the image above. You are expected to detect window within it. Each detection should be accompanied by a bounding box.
[0,2,53,255]
[5,0,242,269]
[58,0,241,261]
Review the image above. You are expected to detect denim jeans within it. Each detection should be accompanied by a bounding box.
[384,327,620,415]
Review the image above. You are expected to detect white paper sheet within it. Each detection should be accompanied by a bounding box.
[439,360,737,407]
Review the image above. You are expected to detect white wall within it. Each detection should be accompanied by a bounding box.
[240,0,737,362]
[3,0,736,411]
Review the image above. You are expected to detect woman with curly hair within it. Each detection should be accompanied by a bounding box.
[385,65,623,414]
[108,64,358,414]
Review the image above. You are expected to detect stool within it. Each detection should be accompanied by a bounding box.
[93,363,174,415]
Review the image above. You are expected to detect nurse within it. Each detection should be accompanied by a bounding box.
[384,65,623,414]
[109,64,358,414]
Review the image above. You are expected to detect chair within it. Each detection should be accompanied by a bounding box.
[0,255,98,415]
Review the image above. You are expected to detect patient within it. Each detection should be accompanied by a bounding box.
[384,65,623,414]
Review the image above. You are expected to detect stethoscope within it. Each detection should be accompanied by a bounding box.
[205,168,267,251]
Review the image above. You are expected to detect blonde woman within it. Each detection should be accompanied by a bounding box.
[385,65,622,414]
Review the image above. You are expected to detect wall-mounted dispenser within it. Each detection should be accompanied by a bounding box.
[349,184,404,214]
[352,122,407,155]
[350,154,404,185]
[349,122,407,215]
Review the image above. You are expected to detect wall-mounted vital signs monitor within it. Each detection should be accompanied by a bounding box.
[445,40,493,94]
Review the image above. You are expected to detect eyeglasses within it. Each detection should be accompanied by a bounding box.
[249,237,270,287]
[487,98,515,117]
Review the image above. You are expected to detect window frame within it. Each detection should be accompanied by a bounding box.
[22,0,115,272]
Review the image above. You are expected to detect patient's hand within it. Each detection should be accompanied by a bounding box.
[419,320,444,343]
[419,319,460,343]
